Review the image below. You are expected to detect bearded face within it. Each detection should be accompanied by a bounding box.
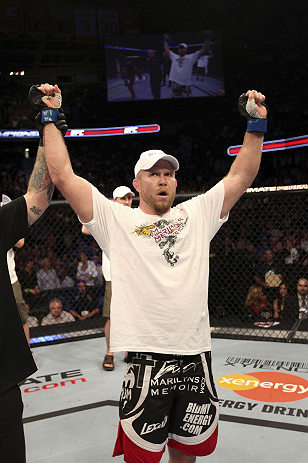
[133,160,177,215]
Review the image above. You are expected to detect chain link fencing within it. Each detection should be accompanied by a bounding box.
[13,189,308,346]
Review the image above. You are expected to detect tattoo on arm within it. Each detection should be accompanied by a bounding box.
[29,205,42,215]
[27,146,54,224]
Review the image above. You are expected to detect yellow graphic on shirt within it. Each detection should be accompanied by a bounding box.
[132,218,188,266]
[133,223,155,237]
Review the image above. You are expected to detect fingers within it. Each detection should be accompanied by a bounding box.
[37,83,61,108]
[246,89,265,105]
[37,83,55,96]
[54,84,61,95]
[37,83,61,96]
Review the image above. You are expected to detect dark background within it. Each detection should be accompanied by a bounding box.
[1,0,308,198]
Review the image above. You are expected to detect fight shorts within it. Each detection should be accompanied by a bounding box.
[172,83,192,98]
[103,281,112,318]
[12,280,28,325]
[113,351,219,463]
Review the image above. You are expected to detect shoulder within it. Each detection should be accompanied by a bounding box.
[192,180,225,204]
[189,51,200,60]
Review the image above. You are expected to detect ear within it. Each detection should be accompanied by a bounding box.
[132,178,140,193]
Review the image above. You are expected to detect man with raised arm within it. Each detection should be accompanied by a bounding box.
[29,83,267,463]
[163,31,211,97]
[0,122,62,461]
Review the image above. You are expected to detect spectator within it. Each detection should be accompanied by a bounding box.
[273,282,290,320]
[284,238,298,265]
[36,257,61,291]
[18,258,40,296]
[294,239,307,265]
[245,284,273,322]
[91,254,104,284]
[41,298,75,325]
[246,241,259,266]
[254,249,283,303]
[27,312,39,328]
[267,221,283,241]
[289,277,308,320]
[301,230,308,253]
[77,251,98,286]
[272,241,285,267]
[232,238,256,309]
[57,267,74,288]
[69,281,100,321]
[256,234,272,257]
[284,238,299,281]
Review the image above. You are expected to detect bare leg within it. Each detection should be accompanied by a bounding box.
[168,447,196,463]
[23,322,30,345]
[26,322,39,368]
[103,318,114,370]
[105,318,112,354]
[128,80,136,100]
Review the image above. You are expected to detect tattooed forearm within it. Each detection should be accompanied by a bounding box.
[27,145,55,225]
[28,146,54,197]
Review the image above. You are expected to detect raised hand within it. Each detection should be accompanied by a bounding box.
[29,83,62,111]
[238,89,268,133]
[37,83,62,109]
[246,90,267,118]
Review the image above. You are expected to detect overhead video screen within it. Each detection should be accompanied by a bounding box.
[105,30,225,102]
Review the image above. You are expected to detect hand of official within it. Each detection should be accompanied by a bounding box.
[238,90,268,133]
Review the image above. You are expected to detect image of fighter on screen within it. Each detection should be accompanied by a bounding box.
[163,31,212,98]
[119,55,142,101]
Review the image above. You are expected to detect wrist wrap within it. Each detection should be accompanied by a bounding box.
[247,118,268,133]
[41,109,59,124]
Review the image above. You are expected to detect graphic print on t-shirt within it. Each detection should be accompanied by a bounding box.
[175,57,186,68]
[132,217,188,266]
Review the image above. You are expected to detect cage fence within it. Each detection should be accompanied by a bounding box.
[13,189,308,346]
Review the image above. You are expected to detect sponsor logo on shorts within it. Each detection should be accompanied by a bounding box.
[217,372,308,403]
[181,402,213,435]
[141,415,168,435]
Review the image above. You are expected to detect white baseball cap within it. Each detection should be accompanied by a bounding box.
[113,186,135,199]
[178,43,188,48]
[134,150,179,177]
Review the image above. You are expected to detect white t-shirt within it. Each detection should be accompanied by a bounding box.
[285,247,298,264]
[7,248,18,284]
[197,54,210,68]
[169,50,200,85]
[102,253,111,282]
[77,259,98,286]
[41,311,75,325]
[82,181,227,355]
